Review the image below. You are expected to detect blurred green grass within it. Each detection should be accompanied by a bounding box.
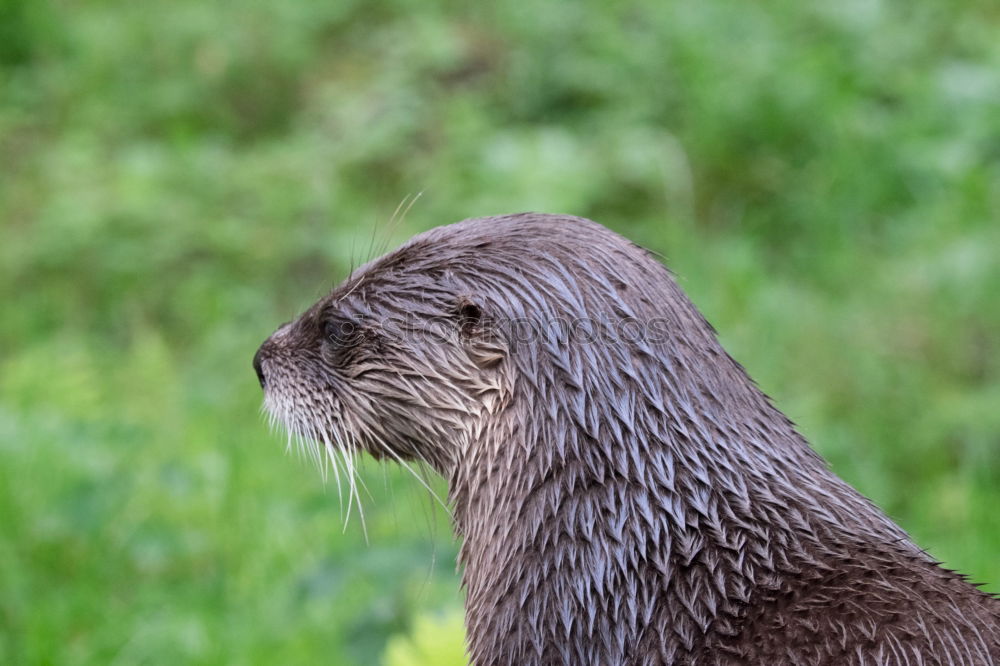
[1,0,998,663]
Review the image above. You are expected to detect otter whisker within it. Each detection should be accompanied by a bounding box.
[377,193,410,260]
[376,191,423,259]
[300,428,311,462]
[341,453,356,532]
[295,424,310,464]
[334,431,357,531]
[390,191,422,242]
[334,408,376,504]
[337,435,368,542]
[305,432,326,470]
[309,425,329,484]
[319,430,346,519]
[386,192,412,230]
[350,462,369,545]
[354,460,376,504]
[321,434,344,510]
[371,430,452,518]
[259,403,277,434]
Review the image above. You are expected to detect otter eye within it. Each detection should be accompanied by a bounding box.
[325,317,360,345]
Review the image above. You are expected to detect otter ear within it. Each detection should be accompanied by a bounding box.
[455,297,483,335]
[454,296,506,368]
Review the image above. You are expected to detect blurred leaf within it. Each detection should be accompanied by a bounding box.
[383,609,467,666]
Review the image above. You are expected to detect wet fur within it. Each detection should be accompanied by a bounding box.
[255,213,1000,665]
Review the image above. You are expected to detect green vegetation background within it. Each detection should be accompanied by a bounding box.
[2,0,998,663]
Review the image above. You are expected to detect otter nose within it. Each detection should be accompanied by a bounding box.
[252,346,267,389]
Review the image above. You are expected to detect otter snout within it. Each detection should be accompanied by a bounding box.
[254,322,295,390]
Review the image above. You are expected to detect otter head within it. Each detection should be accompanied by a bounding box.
[253,237,511,476]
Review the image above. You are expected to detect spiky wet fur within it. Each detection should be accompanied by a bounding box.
[255,213,1000,665]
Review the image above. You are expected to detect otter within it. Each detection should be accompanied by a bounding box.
[253,213,1000,665]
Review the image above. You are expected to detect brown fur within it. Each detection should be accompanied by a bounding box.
[254,213,1000,665]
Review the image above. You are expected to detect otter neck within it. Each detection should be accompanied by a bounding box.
[445,348,915,664]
